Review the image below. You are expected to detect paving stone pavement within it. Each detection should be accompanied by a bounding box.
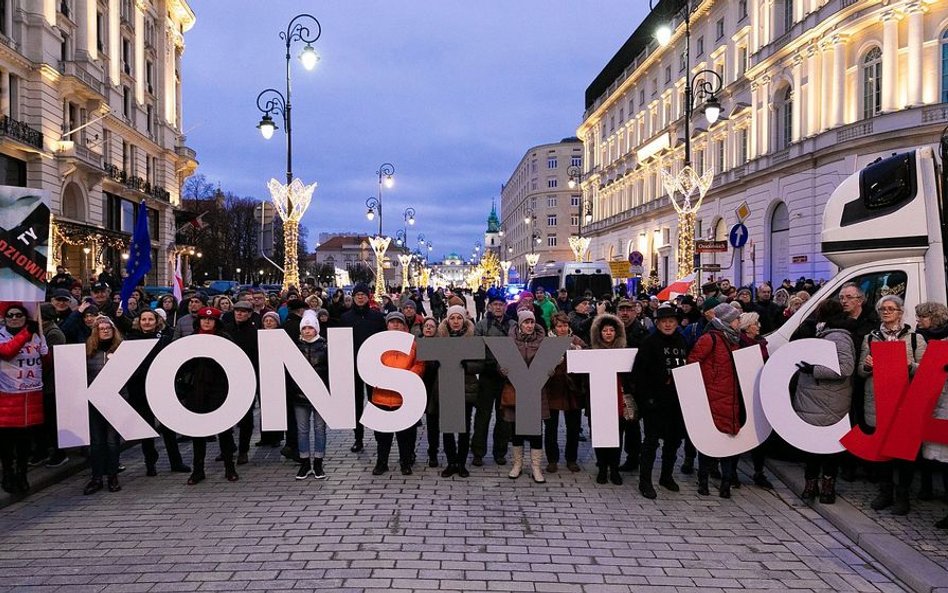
[0,421,915,593]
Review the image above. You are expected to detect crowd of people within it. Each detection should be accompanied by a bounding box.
[0,266,945,530]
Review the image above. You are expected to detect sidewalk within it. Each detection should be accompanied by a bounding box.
[767,459,948,593]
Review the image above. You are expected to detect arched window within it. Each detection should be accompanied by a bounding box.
[61,182,85,221]
[775,86,793,150]
[769,202,790,285]
[942,30,948,103]
[863,47,882,119]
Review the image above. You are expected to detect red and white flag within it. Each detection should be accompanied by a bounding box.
[657,272,697,300]
[172,254,184,302]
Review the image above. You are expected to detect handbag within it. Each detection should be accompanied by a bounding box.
[500,381,516,407]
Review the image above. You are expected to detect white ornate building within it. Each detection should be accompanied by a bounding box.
[0,0,197,286]
[578,0,947,288]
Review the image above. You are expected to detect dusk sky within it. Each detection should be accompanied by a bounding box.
[182,2,648,261]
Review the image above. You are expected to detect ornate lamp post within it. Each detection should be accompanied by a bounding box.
[365,162,395,300]
[567,164,592,263]
[255,13,321,292]
[649,0,724,293]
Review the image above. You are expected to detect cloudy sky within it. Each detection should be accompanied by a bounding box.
[182,1,647,260]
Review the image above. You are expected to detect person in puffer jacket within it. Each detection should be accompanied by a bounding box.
[290,310,329,481]
[0,302,47,494]
[792,299,856,505]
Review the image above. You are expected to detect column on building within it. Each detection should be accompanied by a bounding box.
[751,0,761,53]
[905,2,925,107]
[163,27,176,124]
[0,70,9,115]
[880,10,900,112]
[75,0,92,58]
[109,0,121,84]
[791,55,803,142]
[831,34,847,128]
[750,81,759,159]
[820,38,834,130]
[805,42,821,136]
[759,76,771,156]
[135,3,145,103]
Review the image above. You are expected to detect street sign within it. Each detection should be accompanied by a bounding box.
[728,223,749,249]
[628,250,644,266]
[735,201,751,222]
[701,263,722,272]
[695,240,728,253]
[629,265,644,275]
[609,260,631,277]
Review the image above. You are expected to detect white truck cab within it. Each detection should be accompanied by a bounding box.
[766,146,945,354]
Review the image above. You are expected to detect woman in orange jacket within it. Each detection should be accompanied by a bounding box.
[371,312,426,476]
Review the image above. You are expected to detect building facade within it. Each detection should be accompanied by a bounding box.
[578,0,947,289]
[0,0,197,287]
[500,137,584,278]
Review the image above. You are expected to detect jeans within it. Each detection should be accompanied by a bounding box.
[89,409,121,478]
[698,453,737,483]
[443,402,475,466]
[544,409,581,463]
[471,372,510,460]
[295,403,327,458]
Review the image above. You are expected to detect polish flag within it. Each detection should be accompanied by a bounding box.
[657,272,697,300]
[172,254,184,302]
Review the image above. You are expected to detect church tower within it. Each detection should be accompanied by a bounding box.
[484,200,501,254]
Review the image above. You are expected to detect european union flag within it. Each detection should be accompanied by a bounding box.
[120,201,152,311]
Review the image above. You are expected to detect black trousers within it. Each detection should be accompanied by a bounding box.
[237,408,254,455]
[698,454,737,482]
[354,377,366,443]
[129,391,184,468]
[471,373,510,460]
[0,427,32,475]
[640,410,684,477]
[192,428,236,472]
[426,410,440,458]
[443,402,475,467]
[621,418,641,463]
[544,409,581,463]
[375,426,417,467]
[805,452,841,480]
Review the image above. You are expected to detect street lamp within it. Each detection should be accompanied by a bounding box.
[567,164,593,262]
[649,0,725,293]
[367,162,396,299]
[254,13,321,292]
[394,207,416,246]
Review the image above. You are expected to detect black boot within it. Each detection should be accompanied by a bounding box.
[802,478,819,501]
[719,478,731,499]
[918,464,934,501]
[680,456,695,475]
[819,476,837,504]
[609,465,623,486]
[15,468,28,494]
[596,465,608,484]
[871,483,894,510]
[224,461,239,482]
[659,458,680,492]
[892,487,910,516]
[697,473,710,496]
[1,469,15,494]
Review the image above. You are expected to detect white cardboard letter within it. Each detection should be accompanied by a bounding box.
[54,341,159,447]
[567,348,636,448]
[357,331,426,433]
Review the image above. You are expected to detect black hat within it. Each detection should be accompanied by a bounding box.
[51,288,73,300]
[702,296,721,312]
[287,299,307,311]
[572,296,591,307]
[701,281,719,295]
[91,281,110,292]
[680,294,696,307]
[352,283,371,296]
[655,304,680,320]
[489,293,506,304]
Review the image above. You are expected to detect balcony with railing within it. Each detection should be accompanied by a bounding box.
[104,163,171,202]
[0,115,43,150]
[57,60,104,99]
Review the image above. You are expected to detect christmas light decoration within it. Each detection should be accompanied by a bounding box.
[368,235,391,301]
[568,236,591,263]
[661,165,714,295]
[267,178,317,292]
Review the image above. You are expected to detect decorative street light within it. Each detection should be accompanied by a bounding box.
[649,0,725,293]
[254,13,321,292]
[567,164,593,262]
[394,207,416,247]
[366,162,396,299]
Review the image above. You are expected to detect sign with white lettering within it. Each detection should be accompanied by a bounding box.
[0,186,50,301]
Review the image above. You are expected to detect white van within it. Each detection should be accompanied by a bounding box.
[527,261,614,299]
[767,145,945,355]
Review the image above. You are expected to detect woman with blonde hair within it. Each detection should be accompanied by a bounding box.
[83,316,125,494]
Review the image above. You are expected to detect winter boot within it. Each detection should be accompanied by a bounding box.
[639,457,657,499]
[801,478,819,501]
[719,478,732,499]
[697,472,710,496]
[658,460,680,493]
[609,464,623,485]
[870,483,894,510]
[312,458,326,480]
[596,465,608,484]
[818,476,837,504]
[918,464,934,501]
[508,446,523,479]
[296,458,312,480]
[224,460,239,482]
[530,449,545,484]
[892,487,910,516]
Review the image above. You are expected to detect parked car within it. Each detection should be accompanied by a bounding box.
[203,280,240,296]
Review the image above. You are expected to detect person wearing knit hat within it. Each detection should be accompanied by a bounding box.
[435,302,477,478]
[292,309,329,480]
[447,304,468,321]
[351,283,371,297]
[687,298,744,499]
[261,310,282,329]
[501,305,549,484]
[339,282,386,453]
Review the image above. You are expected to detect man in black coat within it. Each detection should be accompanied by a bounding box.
[630,304,689,499]
[224,300,265,458]
[616,299,649,472]
[339,283,386,452]
[754,283,785,333]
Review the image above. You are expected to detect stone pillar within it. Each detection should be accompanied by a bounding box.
[135,1,145,103]
[905,2,925,107]
[108,0,120,84]
[750,81,759,159]
[791,55,803,142]
[806,43,821,136]
[74,0,90,59]
[820,40,834,131]
[759,77,771,155]
[831,35,847,128]
[0,70,9,115]
[881,10,901,112]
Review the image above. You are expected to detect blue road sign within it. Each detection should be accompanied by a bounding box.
[729,223,749,249]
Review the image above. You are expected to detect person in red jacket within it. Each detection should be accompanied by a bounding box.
[687,303,742,499]
[371,312,425,476]
[0,302,48,494]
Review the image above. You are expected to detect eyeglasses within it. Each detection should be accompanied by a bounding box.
[838,294,860,301]
[5,312,24,319]
[879,307,901,313]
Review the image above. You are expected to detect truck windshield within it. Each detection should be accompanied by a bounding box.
[565,274,612,299]
[529,276,559,295]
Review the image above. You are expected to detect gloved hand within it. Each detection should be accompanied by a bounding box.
[795,361,815,374]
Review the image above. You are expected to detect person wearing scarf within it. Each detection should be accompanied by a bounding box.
[859,295,926,516]
[436,305,477,478]
[687,303,743,498]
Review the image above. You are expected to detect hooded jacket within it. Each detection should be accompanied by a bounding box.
[589,313,628,419]
[687,326,741,435]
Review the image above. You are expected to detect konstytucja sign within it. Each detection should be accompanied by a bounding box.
[54,331,948,461]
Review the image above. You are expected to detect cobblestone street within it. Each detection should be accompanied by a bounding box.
[0,425,915,593]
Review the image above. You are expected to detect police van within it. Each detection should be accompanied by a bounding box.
[527,261,614,300]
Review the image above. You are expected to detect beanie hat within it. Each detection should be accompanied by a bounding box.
[300,310,319,333]
[447,295,466,308]
[0,301,26,318]
[702,296,721,312]
[446,305,467,320]
[517,309,536,324]
[385,311,407,325]
[154,308,167,321]
[262,311,281,326]
[352,283,371,296]
[713,303,740,324]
